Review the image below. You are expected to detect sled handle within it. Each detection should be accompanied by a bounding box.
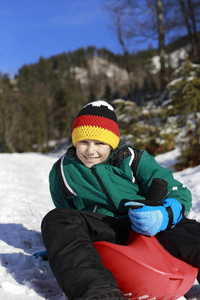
[127,178,168,209]
[146,178,168,202]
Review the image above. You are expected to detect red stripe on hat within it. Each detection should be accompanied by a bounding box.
[72,115,120,137]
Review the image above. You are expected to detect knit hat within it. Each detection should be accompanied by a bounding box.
[71,100,120,149]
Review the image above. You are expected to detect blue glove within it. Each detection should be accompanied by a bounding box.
[33,250,47,259]
[125,198,182,236]
[162,198,183,225]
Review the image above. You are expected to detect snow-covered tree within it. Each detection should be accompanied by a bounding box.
[112,99,176,155]
[166,57,200,168]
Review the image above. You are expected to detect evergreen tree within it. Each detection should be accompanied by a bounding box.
[167,57,200,168]
[112,99,176,155]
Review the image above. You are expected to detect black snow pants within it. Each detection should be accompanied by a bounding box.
[41,208,132,299]
[41,208,200,300]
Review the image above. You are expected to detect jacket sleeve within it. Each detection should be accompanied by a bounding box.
[134,150,192,215]
[49,162,75,209]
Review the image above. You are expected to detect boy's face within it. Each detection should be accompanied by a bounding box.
[76,139,111,168]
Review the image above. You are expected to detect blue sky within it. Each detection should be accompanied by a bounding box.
[0,0,125,76]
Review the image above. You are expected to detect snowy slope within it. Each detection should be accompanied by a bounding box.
[0,150,199,300]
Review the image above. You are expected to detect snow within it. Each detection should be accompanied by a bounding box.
[150,48,187,74]
[0,150,199,299]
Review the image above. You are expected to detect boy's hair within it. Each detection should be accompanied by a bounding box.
[71,100,120,149]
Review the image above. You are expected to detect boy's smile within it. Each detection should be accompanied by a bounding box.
[76,139,111,168]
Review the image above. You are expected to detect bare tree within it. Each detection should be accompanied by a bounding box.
[156,0,166,90]
[163,0,199,62]
[186,0,199,61]
[104,0,167,91]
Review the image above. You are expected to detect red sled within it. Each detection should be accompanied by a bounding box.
[94,230,198,300]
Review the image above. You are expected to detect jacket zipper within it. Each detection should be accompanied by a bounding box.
[91,166,118,212]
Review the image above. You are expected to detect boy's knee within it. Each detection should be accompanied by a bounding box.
[42,208,68,230]
[41,208,83,232]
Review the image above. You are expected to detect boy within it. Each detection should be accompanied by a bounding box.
[41,100,200,300]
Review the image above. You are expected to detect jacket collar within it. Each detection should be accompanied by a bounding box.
[66,141,132,168]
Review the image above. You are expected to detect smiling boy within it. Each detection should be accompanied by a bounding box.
[76,139,111,169]
[41,100,200,300]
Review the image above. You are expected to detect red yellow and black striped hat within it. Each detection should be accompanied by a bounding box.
[71,100,120,149]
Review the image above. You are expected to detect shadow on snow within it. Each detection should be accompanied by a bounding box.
[0,223,66,299]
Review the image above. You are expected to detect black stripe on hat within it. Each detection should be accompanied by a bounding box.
[76,103,118,123]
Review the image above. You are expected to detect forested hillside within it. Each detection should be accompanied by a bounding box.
[0,38,200,170]
[0,46,159,153]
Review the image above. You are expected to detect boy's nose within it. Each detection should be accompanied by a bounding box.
[87,143,95,154]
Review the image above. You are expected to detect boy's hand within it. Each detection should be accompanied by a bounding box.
[126,204,169,236]
[125,198,182,236]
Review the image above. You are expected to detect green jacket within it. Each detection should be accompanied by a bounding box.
[49,143,192,218]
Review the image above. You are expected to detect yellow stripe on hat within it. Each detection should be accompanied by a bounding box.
[72,125,120,149]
